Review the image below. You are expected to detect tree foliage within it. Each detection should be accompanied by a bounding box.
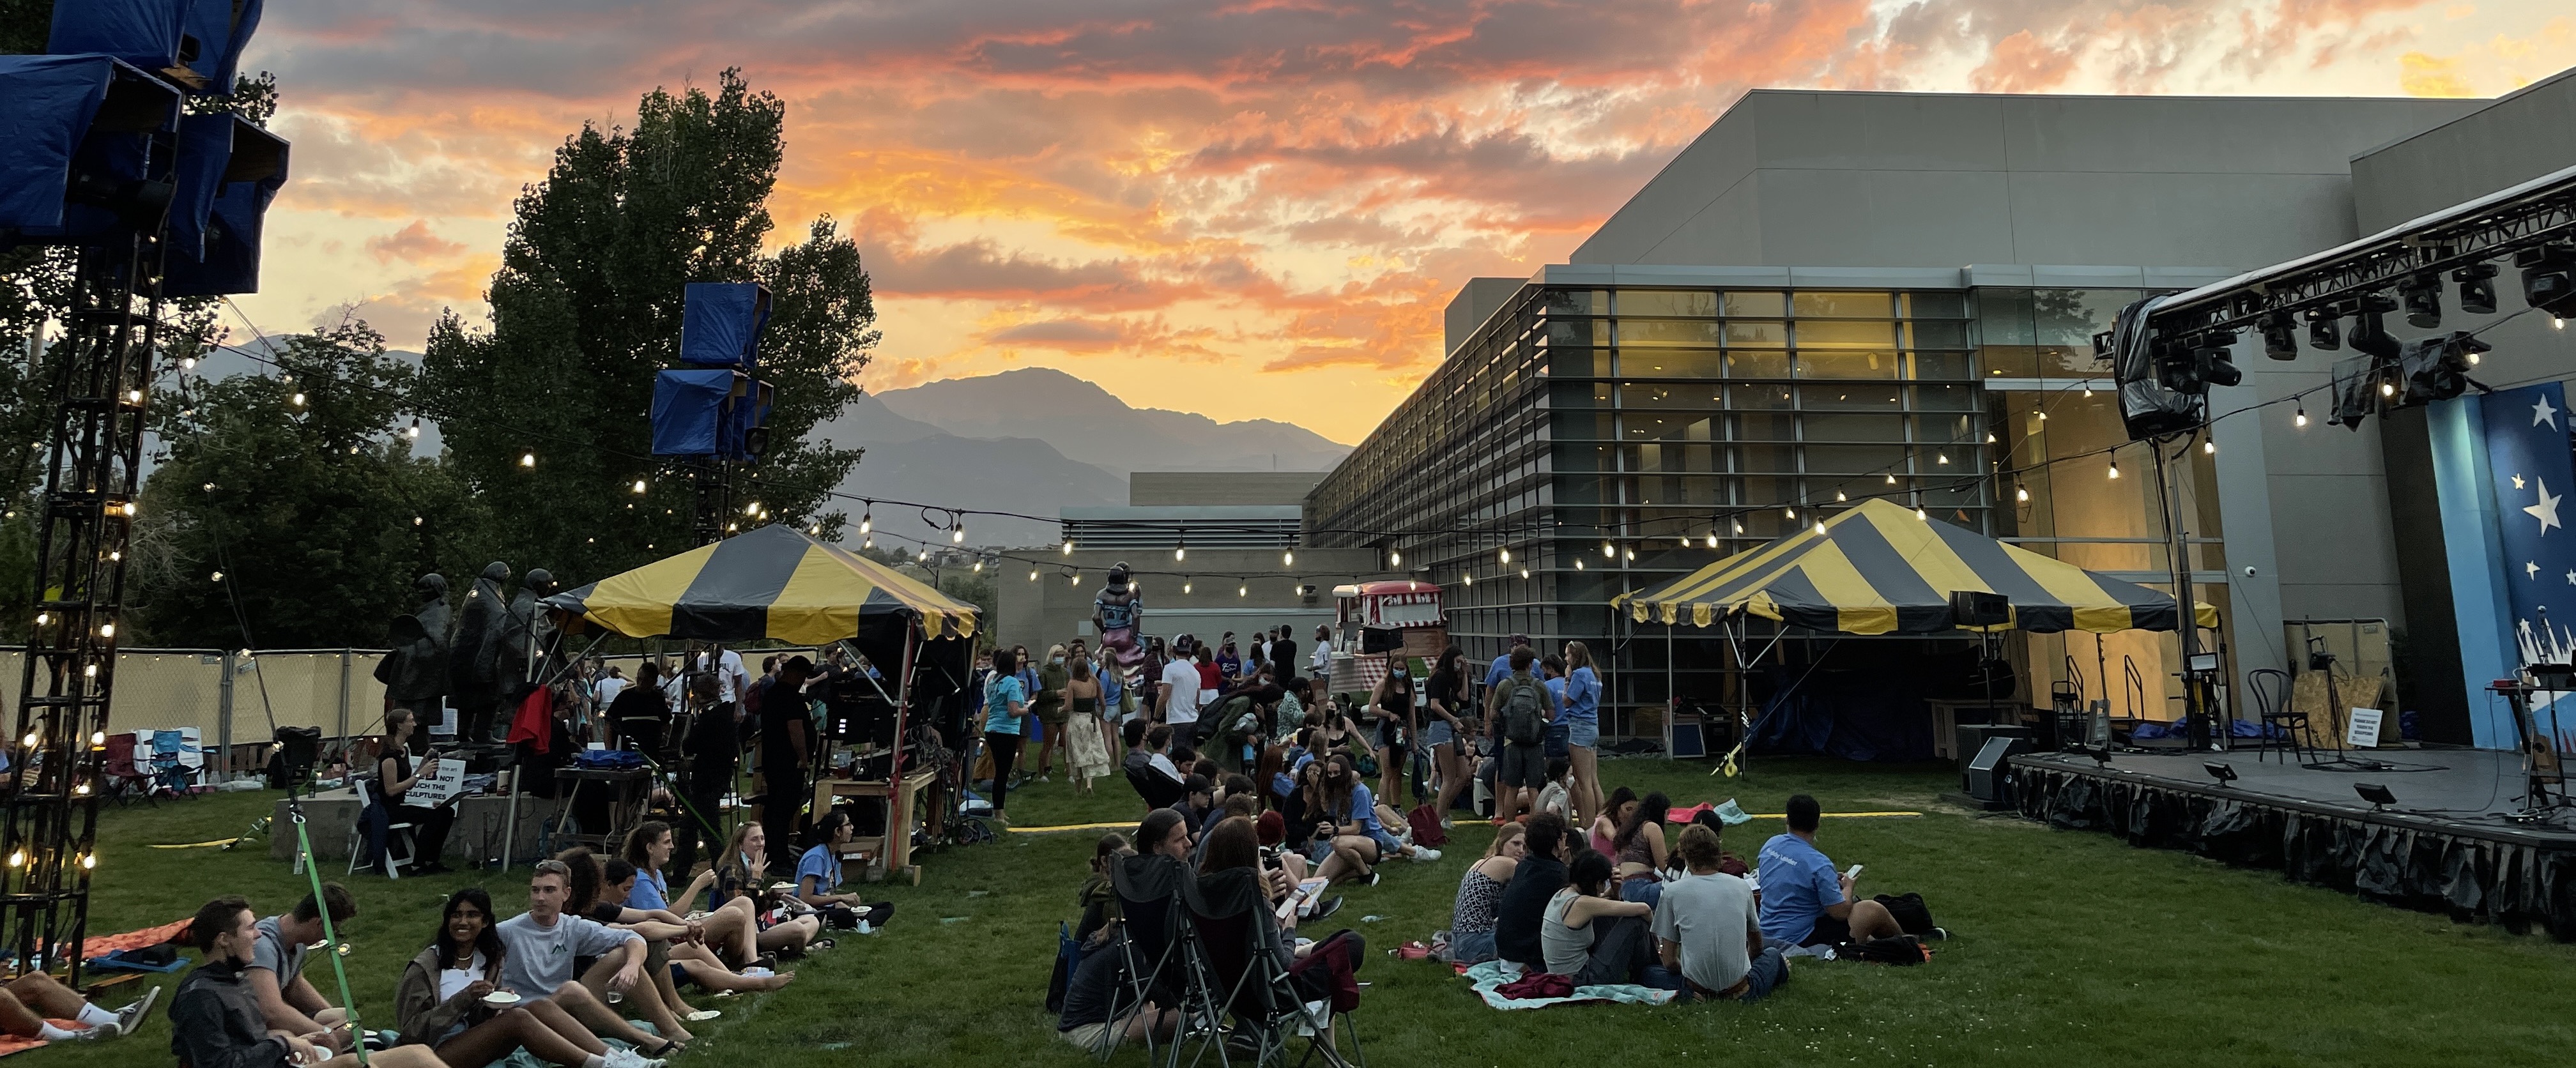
[132,319,482,648]
[417,69,873,588]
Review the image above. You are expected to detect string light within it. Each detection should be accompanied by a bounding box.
[859,507,873,534]
[1814,519,1827,535]
[2015,482,2030,503]
[1915,504,1928,521]
[1462,572,1473,586]
[98,623,112,637]
[1389,548,1401,567]
[1885,474,1897,485]
[1936,453,1951,465]
[1519,567,1531,579]
[632,480,647,494]
[1062,538,1075,556]
[33,613,45,626]
[1283,549,1294,567]
[1239,583,1248,597]
[1602,540,1614,558]
[406,418,421,439]
[951,521,965,544]
[1070,571,1081,586]
[1183,577,1193,594]
[519,450,535,468]
[1705,532,1719,548]
[2203,439,2217,455]
[2108,459,2121,480]
[1784,507,1796,520]
[1834,490,1846,502]
[290,392,305,406]
[210,571,223,581]
[1732,519,1744,535]
[2295,404,2308,428]
[1575,559,1585,570]
[1174,540,1186,561]
[744,501,761,517]
[1029,568,1039,582]
[1498,547,1511,564]
[972,558,983,572]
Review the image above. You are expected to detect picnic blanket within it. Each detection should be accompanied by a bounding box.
[0,1019,85,1058]
[79,918,189,962]
[1460,959,1675,1009]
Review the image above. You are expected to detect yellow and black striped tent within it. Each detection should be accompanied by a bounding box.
[1613,499,2217,636]
[543,523,978,644]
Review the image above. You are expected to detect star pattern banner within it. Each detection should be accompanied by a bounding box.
[2483,381,2576,666]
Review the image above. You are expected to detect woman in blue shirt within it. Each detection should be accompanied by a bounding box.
[983,648,1029,823]
[1310,752,1439,886]
[1561,642,1605,835]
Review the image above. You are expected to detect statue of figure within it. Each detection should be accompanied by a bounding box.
[500,568,560,696]
[450,561,511,742]
[1092,561,1146,668]
[373,574,452,732]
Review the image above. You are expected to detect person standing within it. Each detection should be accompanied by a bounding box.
[1160,637,1204,751]
[1309,625,1331,682]
[1561,641,1606,837]
[1365,652,1414,803]
[983,648,1029,823]
[1031,645,1071,783]
[754,657,816,856]
[1423,646,1474,827]
[1064,655,1112,795]
[1268,626,1299,686]
[1485,645,1557,826]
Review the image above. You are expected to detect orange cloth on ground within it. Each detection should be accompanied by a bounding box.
[0,1019,87,1057]
[77,917,188,959]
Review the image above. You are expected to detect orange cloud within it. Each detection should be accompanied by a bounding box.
[367,220,468,264]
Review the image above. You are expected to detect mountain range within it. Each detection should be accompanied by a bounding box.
[820,367,1352,548]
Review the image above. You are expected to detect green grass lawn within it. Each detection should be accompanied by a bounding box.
[32,756,2576,1067]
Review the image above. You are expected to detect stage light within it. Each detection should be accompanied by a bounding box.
[2108,459,2120,480]
[2398,271,2442,328]
[2455,263,2499,314]
[2517,244,2576,318]
[2203,760,2237,786]
[2400,331,2492,404]
[2259,312,2298,360]
[2355,782,2396,810]
[2306,308,2341,351]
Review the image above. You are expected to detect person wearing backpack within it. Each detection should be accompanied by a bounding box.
[1483,645,1558,826]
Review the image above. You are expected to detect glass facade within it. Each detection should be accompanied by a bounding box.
[1308,282,2234,736]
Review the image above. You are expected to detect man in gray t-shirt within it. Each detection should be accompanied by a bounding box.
[1653,825,1788,1002]
[492,858,675,1054]
[248,884,358,1051]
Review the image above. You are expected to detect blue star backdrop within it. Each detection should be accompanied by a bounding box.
[2484,381,2576,674]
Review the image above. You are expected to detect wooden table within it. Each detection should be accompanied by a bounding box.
[813,769,938,885]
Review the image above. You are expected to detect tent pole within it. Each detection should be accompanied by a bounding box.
[2156,440,2211,750]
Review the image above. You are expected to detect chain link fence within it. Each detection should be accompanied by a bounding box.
[0,646,390,778]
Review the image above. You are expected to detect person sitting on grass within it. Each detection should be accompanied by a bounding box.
[246,883,360,1055]
[620,821,762,966]
[1654,825,1785,1003]
[792,809,892,929]
[600,862,793,995]
[1591,786,1637,858]
[1756,794,1901,949]
[0,965,155,1042]
[552,849,699,1044]
[1494,813,1571,971]
[1309,752,1439,887]
[714,821,828,956]
[174,896,448,1068]
[1440,821,1524,965]
[495,860,680,1059]
[1541,850,1681,991]
[1610,791,1674,908]
[1534,758,1573,820]
[394,887,664,1068]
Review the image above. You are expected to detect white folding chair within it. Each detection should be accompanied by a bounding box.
[348,777,417,879]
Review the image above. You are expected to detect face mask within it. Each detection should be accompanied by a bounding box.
[1391,669,1407,679]
[1052,657,1064,666]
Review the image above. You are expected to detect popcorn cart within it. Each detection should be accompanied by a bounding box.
[1324,581,1446,698]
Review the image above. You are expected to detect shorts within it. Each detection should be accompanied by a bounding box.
[1567,718,1598,749]
[1422,719,1453,748]
[1498,742,1547,791]
[1060,1022,1114,1051]
[1034,699,1067,728]
[1544,722,1570,761]
[1442,928,1496,965]
[1798,913,1851,947]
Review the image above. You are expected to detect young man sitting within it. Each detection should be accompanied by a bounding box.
[174,896,447,1068]
[1756,794,1900,949]
[247,884,360,1054]
[497,860,680,1058]
[1492,812,1572,972]
[1655,824,1787,1002]
[0,968,156,1042]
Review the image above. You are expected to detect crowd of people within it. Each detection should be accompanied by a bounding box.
[170,803,890,1068]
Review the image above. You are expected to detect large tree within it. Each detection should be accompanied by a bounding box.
[417,69,875,587]
[131,318,481,648]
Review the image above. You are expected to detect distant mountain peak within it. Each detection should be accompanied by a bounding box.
[875,368,1351,477]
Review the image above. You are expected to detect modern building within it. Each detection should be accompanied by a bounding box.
[995,471,1385,652]
[1307,74,2576,744]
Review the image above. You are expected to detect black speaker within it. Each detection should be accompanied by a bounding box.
[1950,590,2010,627]
[1965,734,2032,805]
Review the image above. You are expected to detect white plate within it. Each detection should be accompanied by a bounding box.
[482,991,521,1005]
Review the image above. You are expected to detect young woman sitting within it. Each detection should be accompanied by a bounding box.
[599,862,793,995]
[1307,752,1439,886]
[1608,791,1673,908]
[394,888,661,1068]
[1590,787,1637,858]
[1540,851,1679,990]
[1441,821,1524,965]
[713,822,827,955]
[618,822,756,964]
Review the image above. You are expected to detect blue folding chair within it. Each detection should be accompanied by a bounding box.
[149,729,198,798]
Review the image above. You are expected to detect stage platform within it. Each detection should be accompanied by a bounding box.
[2007,747,2576,937]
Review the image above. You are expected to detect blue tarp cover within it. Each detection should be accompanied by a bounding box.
[47,0,187,71]
[164,116,287,296]
[652,369,737,456]
[678,282,771,368]
[181,0,264,93]
[0,55,115,231]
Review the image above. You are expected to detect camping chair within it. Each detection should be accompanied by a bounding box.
[2250,669,2308,765]
[100,734,155,806]
[1130,765,1189,812]
[1175,868,1362,1068]
[349,776,417,880]
[147,729,197,798]
[1104,852,1199,1065]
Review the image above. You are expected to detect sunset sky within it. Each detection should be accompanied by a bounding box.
[233,1,2575,445]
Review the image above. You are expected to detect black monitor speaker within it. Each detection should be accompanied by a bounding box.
[1951,590,2010,628]
[1965,733,2033,805]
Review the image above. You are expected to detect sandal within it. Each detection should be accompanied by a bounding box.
[644,1039,686,1058]
[809,938,837,952]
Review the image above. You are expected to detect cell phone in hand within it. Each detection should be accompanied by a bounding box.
[1844,864,1863,882]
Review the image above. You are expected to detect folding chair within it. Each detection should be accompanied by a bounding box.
[100,734,153,806]
[148,729,197,798]
[1129,766,1188,812]
[1176,868,1362,1068]
[1104,852,1199,1065]
[349,776,417,879]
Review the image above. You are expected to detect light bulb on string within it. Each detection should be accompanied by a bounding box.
[1283,549,1295,567]
[1885,473,1897,485]
[406,418,421,439]
[1936,453,1951,465]
[1062,538,1075,556]
[2108,459,2121,480]
[1602,540,1614,558]
[1575,559,1585,570]
[1499,547,1511,564]
[1174,541,1186,561]
[1389,548,1401,567]
[1462,572,1473,586]
[632,479,647,494]
[1705,532,1719,548]
[1784,507,1797,520]
[1623,547,1635,561]
[1835,490,1846,502]
[859,507,873,534]
[1815,519,1827,535]
[972,558,983,572]
[1239,583,1248,598]
[1732,519,1744,535]
[1916,504,1929,521]
[290,392,305,407]
[951,523,965,544]
[1029,568,1039,582]
[519,450,535,468]
[1183,577,1193,594]
[2016,482,2030,503]
[2294,404,2308,428]
[2203,439,2216,455]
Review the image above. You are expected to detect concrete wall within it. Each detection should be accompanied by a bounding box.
[2350,68,2576,233]
[1130,471,1325,507]
[1445,277,1527,357]
[990,548,1389,653]
[1574,90,2481,272]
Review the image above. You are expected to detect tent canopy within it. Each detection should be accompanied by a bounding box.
[1613,499,2217,636]
[544,524,978,644]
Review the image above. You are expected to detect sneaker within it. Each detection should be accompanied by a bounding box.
[1928,927,1950,941]
[1307,896,1344,922]
[114,985,160,1036]
[1363,871,1381,887]
[1439,817,1454,830]
[1411,847,1441,862]
[603,1048,659,1068]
